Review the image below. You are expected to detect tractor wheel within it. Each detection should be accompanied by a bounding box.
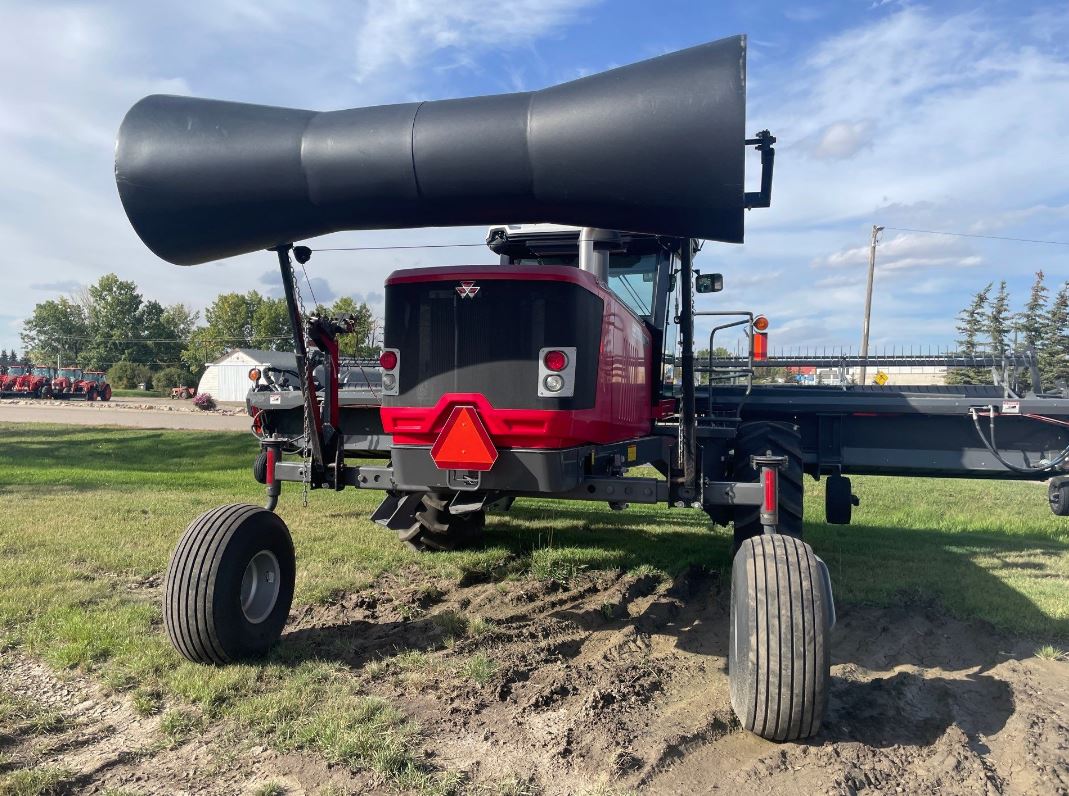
[731,421,804,549]
[87,388,97,402]
[399,492,485,552]
[253,451,269,485]
[729,533,831,741]
[100,385,112,401]
[1049,477,1069,517]
[824,474,854,525]
[164,503,295,664]
[31,386,42,399]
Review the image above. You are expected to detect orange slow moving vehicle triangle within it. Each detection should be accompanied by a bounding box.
[430,406,499,471]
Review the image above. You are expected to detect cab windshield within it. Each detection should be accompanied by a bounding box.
[7,366,26,375]
[32,367,52,377]
[508,251,662,318]
[60,369,81,377]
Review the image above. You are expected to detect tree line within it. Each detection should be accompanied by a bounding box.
[16,273,377,389]
[950,271,1069,389]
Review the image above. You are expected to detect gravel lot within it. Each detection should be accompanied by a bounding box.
[0,396,251,431]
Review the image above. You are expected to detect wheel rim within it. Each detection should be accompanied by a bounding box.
[240,550,281,624]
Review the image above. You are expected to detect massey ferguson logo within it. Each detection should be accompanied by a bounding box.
[456,281,480,298]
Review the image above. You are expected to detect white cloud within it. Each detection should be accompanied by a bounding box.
[817,232,982,272]
[350,0,599,83]
[806,120,872,159]
[3,2,1068,357]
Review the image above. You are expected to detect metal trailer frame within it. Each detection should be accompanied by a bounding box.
[251,239,1069,525]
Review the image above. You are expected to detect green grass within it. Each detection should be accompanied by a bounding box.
[0,422,1067,790]
[1035,644,1068,661]
[458,653,498,685]
[253,783,287,796]
[110,389,167,398]
[0,766,71,796]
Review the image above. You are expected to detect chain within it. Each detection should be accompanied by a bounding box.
[288,263,312,507]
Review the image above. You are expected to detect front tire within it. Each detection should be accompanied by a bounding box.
[164,504,295,664]
[729,534,831,741]
[731,421,804,549]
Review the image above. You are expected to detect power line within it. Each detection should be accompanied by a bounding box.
[310,243,487,252]
[883,226,1069,246]
[44,334,291,344]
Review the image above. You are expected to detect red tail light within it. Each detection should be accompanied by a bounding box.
[754,331,768,362]
[543,350,567,372]
[379,351,398,370]
[763,465,777,512]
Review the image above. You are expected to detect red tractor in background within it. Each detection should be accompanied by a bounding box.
[13,365,56,398]
[51,368,111,400]
[81,371,112,401]
[0,364,29,396]
[50,367,84,398]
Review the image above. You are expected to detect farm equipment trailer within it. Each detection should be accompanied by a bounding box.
[114,35,1069,742]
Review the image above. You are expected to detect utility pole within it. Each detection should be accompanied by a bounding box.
[858,224,884,385]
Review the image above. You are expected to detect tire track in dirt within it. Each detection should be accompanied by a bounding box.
[3,566,1067,794]
[287,566,1068,795]
[0,652,367,795]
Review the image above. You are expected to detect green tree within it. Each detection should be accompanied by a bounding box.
[988,280,1011,357]
[694,346,733,384]
[153,366,196,389]
[327,297,376,357]
[1016,270,1048,354]
[161,303,199,340]
[181,292,292,377]
[946,283,991,385]
[82,274,146,370]
[1040,282,1069,390]
[251,298,292,350]
[20,296,89,365]
[107,359,153,389]
[0,350,7,368]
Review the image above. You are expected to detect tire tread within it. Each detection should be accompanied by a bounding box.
[730,534,830,741]
[164,503,289,664]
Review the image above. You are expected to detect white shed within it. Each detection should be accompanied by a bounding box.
[197,348,297,402]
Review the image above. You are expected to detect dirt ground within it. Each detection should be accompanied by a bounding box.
[3,567,1067,795]
[0,396,250,431]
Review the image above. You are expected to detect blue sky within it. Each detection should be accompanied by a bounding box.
[3,0,1068,356]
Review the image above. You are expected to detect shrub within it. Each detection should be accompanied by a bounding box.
[107,360,153,389]
[154,366,196,389]
[192,392,216,411]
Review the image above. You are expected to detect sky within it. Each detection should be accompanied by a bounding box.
[2,0,1069,356]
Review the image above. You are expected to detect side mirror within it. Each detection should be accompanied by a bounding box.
[695,273,723,293]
